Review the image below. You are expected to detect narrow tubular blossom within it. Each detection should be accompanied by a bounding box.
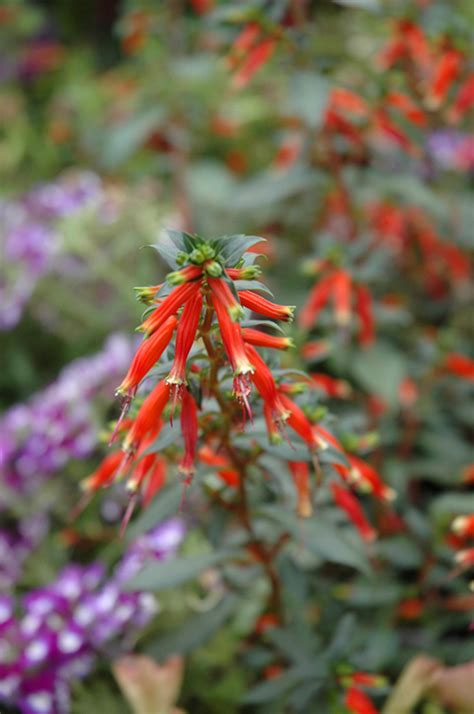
[332,270,352,326]
[139,280,202,336]
[208,277,244,321]
[289,461,312,517]
[123,380,170,453]
[166,292,203,387]
[452,515,474,538]
[345,686,379,714]
[331,483,376,542]
[211,292,253,377]
[238,291,295,321]
[245,344,289,425]
[298,272,336,328]
[179,389,198,478]
[82,451,123,492]
[354,284,374,346]
[117,315,178,397]
[278,393,317,449]
[242,328,293,350]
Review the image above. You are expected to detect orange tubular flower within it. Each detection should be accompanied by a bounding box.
[345,455,395,502]
[331,483,377,543]
[238,291,295,321]
[298,272,336,329]
[278,393,317,449]
[444,353,474,381]
[123,380,171,453]
[242,328,293,350]
[139,280,202,336]
[354,284,375,347]
[211,292,254,413]
[452,515,474,539]
[329,88,369,116]
[245,344,289,425]
[142,457,166,507]
[179,389,198,479]
[208,277,244,321]
[229,22,261,59]
[332,270,352,326]
[455,548,474,567]
[166,292,203,391]
[82,451,123,492]
[372,109,417,154]
[289,461,312,517]
[449,74,474,123]
[345,685,379,714]
[117,316,178,398]
[427,49,463,108]
[232,37,277,89]
[385,91,426,126]
[310,374,351,398]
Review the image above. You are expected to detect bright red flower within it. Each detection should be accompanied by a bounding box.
[329,88,369,116]
[232,37,277,89]
[117,315,178,398]
[345,685,379,714]
[123,380,171,454]
[245,344,289,426]
[139,279,203,336]
[354,283,375,347]
[211,292,254,414]
[179,389,199,479]
[208,277,244,321]
[452,515,474,539]
[82,451,123,492]
[455,548,474,567]
[166,292,203,391]
[449,74,474,123]
[332,269,352,326]
[278,393,317,449]
[142,457,166,507]
[310,374,351,398]
[428,49,463,108]
[331,483,377,542]
[385,91,426,126]
[289,461,312,517]
[242,327,293,350]
[298,272,336,329]
[238,290,295,321]
[444,353,474,381]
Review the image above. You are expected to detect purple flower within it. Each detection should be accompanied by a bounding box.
[427,130,474,172]
[0,334,134,497]
[0,518,184,714]
[0,171,106,330]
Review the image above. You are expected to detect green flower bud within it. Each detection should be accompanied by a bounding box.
[205,261,223,277]
[190,248,206,264]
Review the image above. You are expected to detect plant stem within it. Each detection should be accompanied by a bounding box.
[199,303,283,617]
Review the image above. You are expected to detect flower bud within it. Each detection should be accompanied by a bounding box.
[205,261,223,277]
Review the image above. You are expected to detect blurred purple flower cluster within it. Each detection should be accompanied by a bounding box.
[0,171,104,330]
[427,130,474,173]
[0,515,48,591]
[0,517,185,714]
[0,333,133,495]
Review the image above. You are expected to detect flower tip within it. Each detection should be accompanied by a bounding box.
[383,487,397,502]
